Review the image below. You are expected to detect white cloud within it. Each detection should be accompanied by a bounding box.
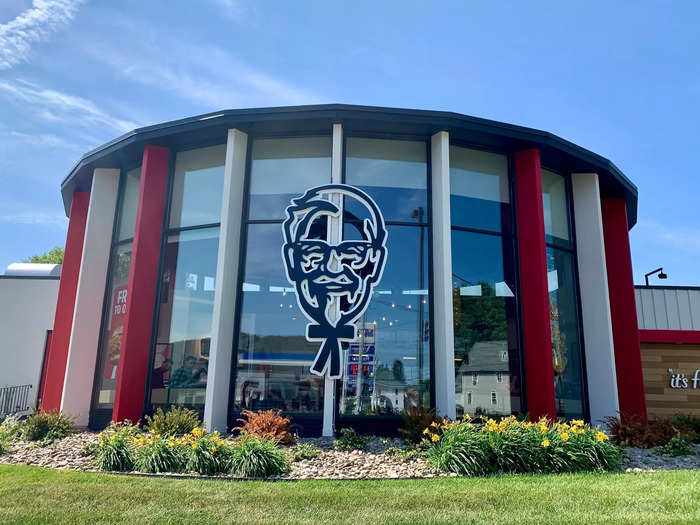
[7,130,81,150]
[0,0,86,70]
[632,220,700,255]
[0,208,67,228]
[0,78,139,133]
[84,18,323,112]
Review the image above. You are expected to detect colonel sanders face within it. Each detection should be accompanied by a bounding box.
[282,185,387,331]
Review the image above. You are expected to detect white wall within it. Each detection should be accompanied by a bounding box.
[571,172,619,425]
[0,277,59,408]
[61,169,119,426]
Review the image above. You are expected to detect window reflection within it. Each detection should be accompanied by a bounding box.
[449,146,510,233]
[116,167,141,241]
[345,138,427,222]
[234,224,324,414]
[94,244,132,408]
[249,137,332,221]
[547,246,585,419]
[450,230,521,417]
[149,228,220,410]
[169,145,226,228]
[338,224,430,416]
[541,169,571,247]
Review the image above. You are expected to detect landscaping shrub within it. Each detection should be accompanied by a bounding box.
[671,414,700,442]
[0,427,11,454]
[0,415,25,440]
[229,435,288,477]
[143,406,200,437]
[95,421,139,472]
[133,432,186,473]
[183,427,231,475]
[334,427,371,451]
[655,433,695,457]
[398,406,439,444]
[383,443,429,461]
[22,409,75,443]
[287,442,321,462]
[606,415,696,448]
[426,416,621,476]
[235,409,295,445]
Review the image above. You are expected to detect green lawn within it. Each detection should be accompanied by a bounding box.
[0,465,698,524]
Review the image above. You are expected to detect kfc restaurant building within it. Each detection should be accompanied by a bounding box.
[40,105,647,436]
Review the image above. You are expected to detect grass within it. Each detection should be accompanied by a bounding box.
[0,465,698,524]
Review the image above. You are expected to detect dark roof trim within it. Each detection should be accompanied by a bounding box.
[61,103,638,224]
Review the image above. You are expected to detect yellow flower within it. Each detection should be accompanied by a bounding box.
[463,414,472,422]
[210,446,217,453]
[595,431,608,442]
[572,419,584,426]
[192,443,198,449]
[423,428,430,435]
[431,433,440,442]
[430,421,438,428]
[542,439,550,447]
[561,432,569,441]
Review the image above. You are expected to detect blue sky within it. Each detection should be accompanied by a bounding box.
[0,0,698,285]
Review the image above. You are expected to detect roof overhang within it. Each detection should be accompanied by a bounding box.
[60,103,638,226]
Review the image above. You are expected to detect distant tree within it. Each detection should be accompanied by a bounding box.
[24,247,64,264]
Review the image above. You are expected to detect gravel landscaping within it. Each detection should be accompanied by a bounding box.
[1,431,699,478]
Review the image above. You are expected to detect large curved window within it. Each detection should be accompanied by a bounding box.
[233,137,332,419]
[449,146,521,417]
[148,145,226,411]
[93,166,140,411]
[342,137,431,416]
[542,168,586,420]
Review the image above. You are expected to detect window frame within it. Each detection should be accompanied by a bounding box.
[541,166,590,422]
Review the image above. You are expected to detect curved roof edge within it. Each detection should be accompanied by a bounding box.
[60,103,638,226]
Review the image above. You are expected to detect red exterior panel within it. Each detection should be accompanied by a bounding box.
[41,192,90,411]
[602,198,647,424]
[639,329,700,345]
[112,146,169,422]
[515,149,557,421]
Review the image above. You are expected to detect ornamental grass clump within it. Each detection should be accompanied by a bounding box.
[132,431,186,473]
[426,415,621,476]
[95,421,139,472]
[229,435,288,477]
[143,406,201,437]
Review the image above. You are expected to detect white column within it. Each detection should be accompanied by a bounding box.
[61,169,119,426]
[204,129,248,432]
[322,122,343,436]
[571,172,619,426]
[431,131,456,419]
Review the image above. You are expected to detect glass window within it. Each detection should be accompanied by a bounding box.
[541,169,571,246]
[148,228,220,410]
[234,223,324,414]
[93,243,132,408]
[169,145,226,228]
[249,137,332,221]
[451,230,521,418]
[547,246,585,420]
[345,138,427,222]
[449,146,510,233]
[116,167,141,241]
[338,224,430,416]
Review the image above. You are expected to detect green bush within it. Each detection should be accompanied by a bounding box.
[0,427,11,454]
[184,428,231,475]
[671,415,700,442]
[143,406,201,437]
[334,427,371,451]
[95,422,139,472]
[383,443,429,461]
[287,442,321,462]
[229,435,288,477]
[22,410,75,443]
[426,416,622,476]
[655,434,695,457]
[133,434,186,473]
[0,415,25,440]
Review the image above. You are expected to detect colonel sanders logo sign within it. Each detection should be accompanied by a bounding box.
[282,184,387,379]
